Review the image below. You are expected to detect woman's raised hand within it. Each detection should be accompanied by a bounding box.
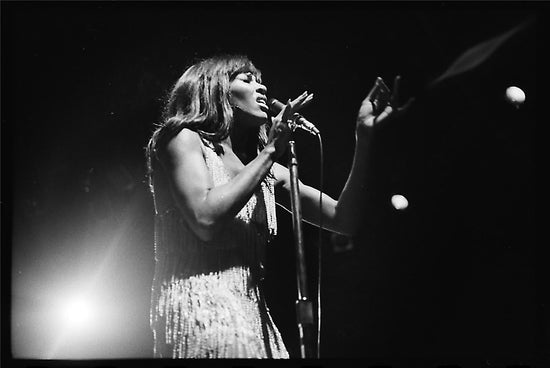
[267,91,313,158]
[356,76,413,138]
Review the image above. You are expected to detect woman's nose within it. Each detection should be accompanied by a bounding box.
[256,83,267,95]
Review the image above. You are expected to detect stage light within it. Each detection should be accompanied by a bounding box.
[391,194,408,210]
[42,293,103,359]
[60,296,94,329]
[505,86,525,107]
[13,188,150,359]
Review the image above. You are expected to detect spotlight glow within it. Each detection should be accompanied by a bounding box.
[59,296,94,329]
[505,86,525,107]
[391,194,409,210]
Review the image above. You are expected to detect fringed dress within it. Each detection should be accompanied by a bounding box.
[149,137,289,358]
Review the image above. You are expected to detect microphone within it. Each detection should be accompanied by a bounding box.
[267,98,320,136]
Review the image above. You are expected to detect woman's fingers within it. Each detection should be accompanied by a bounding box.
[291,91,308,104]
[274,92,314,135]
[374,105,394,124]
[290,91,314,112]
[277,91,313,117]
[396,97,415,114]
[281,99,293,122]
[390,75,401,107]
[368,79,391,115]
[300,93,314,110]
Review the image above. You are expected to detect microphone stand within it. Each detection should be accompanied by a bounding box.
[287,140,315,358]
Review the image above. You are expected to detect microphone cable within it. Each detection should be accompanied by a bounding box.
[315,132,324,359]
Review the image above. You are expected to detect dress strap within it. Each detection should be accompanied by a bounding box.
[198,136,277,239]
[197,137,231,186]
[261,170,277,239]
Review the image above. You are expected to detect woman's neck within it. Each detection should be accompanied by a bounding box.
[225,120,259,164]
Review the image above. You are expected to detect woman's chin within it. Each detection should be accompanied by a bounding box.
[237,112,268,128]
[247,114,268,128]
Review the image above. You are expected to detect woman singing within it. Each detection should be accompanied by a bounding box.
[146,54,402,358]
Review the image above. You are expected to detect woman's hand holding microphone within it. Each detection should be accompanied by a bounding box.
[267,91,314,158]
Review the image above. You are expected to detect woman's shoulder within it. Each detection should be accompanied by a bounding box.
[160,128,208,167]
[170,127,202,147]
[165,128,204,155]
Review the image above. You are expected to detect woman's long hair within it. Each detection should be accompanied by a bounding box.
[145,55,270,193]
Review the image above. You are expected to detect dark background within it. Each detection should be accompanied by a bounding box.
[2,1,544,364]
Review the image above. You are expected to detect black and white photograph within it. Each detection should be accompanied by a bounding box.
[1,2,544,367]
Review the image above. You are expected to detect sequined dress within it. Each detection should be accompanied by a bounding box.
[149,136,289,358]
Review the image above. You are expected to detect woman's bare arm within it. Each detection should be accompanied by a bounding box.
[272,141,369,237]
[163,128,276,241]
[273,77,411,236]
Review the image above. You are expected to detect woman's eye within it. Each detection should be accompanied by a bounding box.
[234,72,256,84]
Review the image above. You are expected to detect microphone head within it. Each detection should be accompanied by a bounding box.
[267,97,320,135]
[267,98,284,115]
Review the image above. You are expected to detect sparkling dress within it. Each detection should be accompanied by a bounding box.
[149,136,289,358]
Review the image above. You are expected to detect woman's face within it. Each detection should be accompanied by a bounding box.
[229,72,268,125]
